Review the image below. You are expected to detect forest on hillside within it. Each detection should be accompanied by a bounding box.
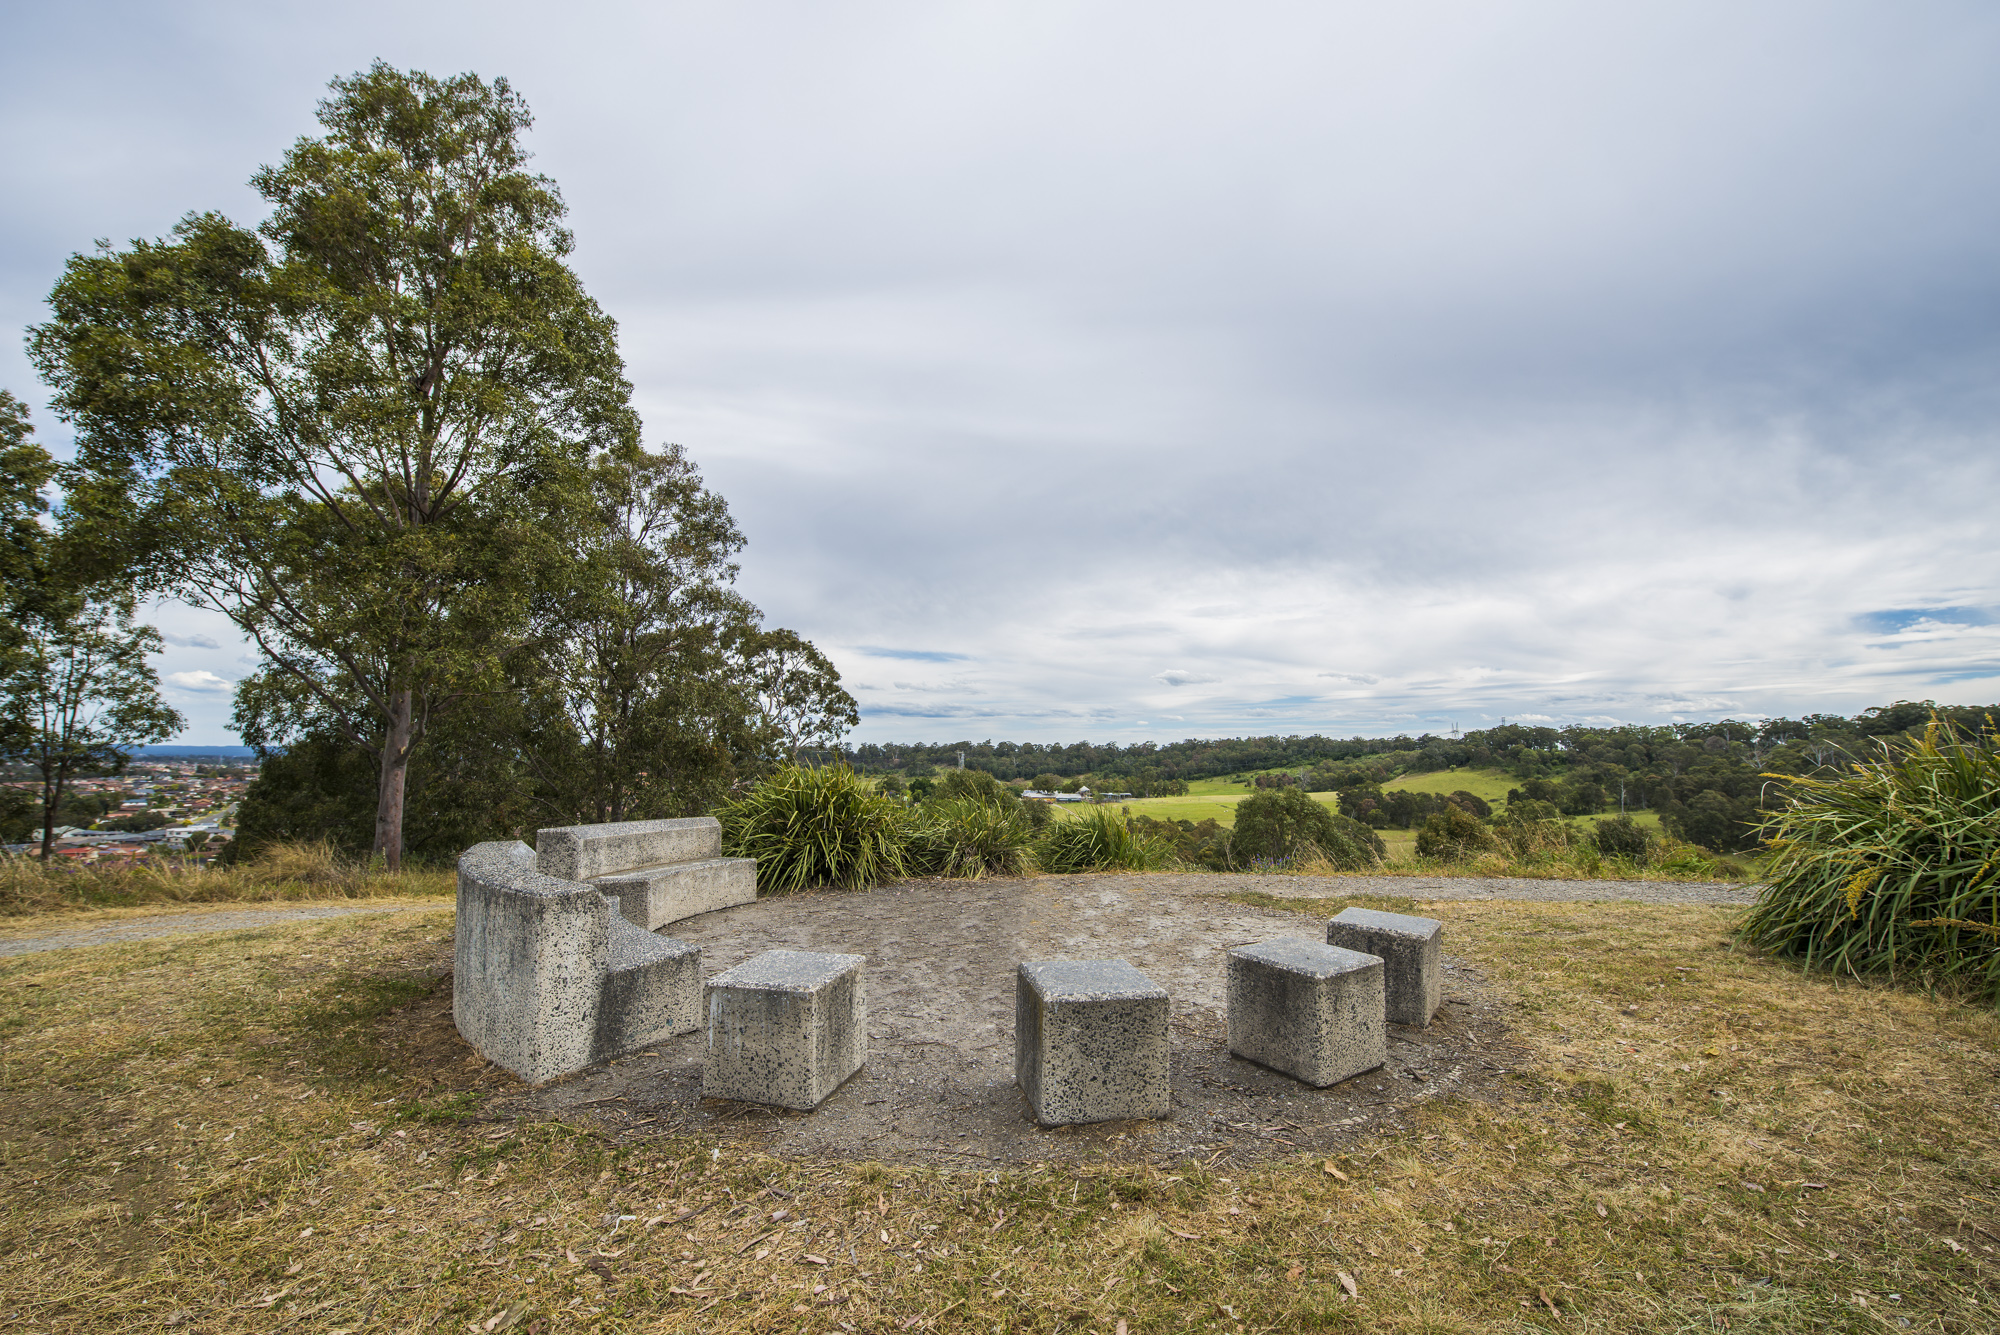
[850,700,1992,853]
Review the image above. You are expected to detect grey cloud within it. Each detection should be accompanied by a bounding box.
[160,631,221,649]
[9,4,2000,743]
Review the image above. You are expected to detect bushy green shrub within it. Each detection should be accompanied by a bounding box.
[1037,807,1172,873]
[1232,788,1381,869]
[904,797,1036,879]
[717,764,908,893]
[1415,805,1495,860]
[1591,814,1653,862]
[1743,717,2000,1000]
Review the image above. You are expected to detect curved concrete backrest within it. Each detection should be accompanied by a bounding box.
[454,841,615,1084]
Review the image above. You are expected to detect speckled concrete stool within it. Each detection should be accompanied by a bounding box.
[1015,959,1170,1125]
[702,950,867,1111]
[1227,936,1386,1087]
[1326,907,1443,1027]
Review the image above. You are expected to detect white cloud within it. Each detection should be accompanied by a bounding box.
[165,670,234,693]
[159,631,221,649]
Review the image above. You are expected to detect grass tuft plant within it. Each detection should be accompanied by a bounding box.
[717,764,908,893]
[1742,714,2000,1002]
[1035,806,1172,873]
[905,797,1037,878]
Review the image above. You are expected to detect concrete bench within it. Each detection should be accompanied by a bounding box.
[536,817,756,930]
[1326,907,1444,1027]
[453,840,701,1085]
[1227,936,1386,1087]
[1015,959,1170,1125]
[702,950,867,1110]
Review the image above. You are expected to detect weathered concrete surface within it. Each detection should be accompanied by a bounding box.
[1327,906,1443,1027]
[595,856,756,931]
[487,873,1531,1166]
[534,817,724,883]
[453,841,699,1085]
[1226,935,1386,1087]
[1016,958,1170,1126]
[703,950,867,1110]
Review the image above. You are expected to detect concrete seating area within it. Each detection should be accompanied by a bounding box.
[1226,936,1386,1087]
[1015,959,1170,1125]
[453,840,702,1085]
[702,949,868,1110]
[1325,907,1444,1027]
[536,816,756,931]
[454,820,1450,1119]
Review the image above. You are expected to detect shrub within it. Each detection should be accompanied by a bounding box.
[904,796,1036,879]
[718,764,907,893]
[1415,805,1495,861]
[1742,717,2000,1001]
[1036,807,1172,873]
[1232,788,1382,870]
[1591,814,1652,862]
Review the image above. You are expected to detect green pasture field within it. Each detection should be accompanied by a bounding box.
[1383,765,1516,803]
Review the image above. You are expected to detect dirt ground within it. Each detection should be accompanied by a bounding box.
[388,874,1538,1170]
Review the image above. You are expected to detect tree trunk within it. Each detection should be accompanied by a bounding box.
[38,766,59,862]
[373,689,413,872]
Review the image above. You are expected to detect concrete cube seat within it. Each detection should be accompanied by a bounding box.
[1326,907,1444,1027]
[1015,959,1170,1126]
[537,817,756,930]
[703,950,867,1110]
[1227,936,1386,1087]
[453,841,702,1085]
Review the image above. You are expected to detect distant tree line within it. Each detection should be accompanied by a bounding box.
[852,701,1993,854]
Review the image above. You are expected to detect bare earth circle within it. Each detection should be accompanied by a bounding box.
[498,874,1528,1167]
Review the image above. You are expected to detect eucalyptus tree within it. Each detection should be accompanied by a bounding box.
[30,64,634,869]
[2,592,183,859]
[526,440,759,824]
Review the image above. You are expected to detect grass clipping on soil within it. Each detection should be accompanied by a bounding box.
[1,898,1996,1333]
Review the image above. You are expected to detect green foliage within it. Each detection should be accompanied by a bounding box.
[1414,805,1496,861]
[904,796,1036,879]
[1742,717,2000,1002]
[1591,813,1653,862]
[1659,788,1761,854]
[1232,787,1382,869]
[29,63,635,870]
[1036,807,1172,874]
[717,765,907,893]
[1128,814,1235,870]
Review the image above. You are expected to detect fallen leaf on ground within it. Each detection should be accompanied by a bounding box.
[804,1254,829,1265]
[1170,1229,1201,1241]
[1336,1271,1358,1299]
[1286,1265,1303,1282]
[1323,1161,1350,1181]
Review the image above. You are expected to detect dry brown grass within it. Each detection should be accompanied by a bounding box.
[0,896,1994,1333]
[0,840,454,917]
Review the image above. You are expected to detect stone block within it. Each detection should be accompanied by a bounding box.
[1226,935,1385,1087]
[535,817,724,882]
[594,855,757,931]
[1015,959,1170,1125]
[453,841,701,1085]
[1326,907,1444,1026]
[703,950,867,1110]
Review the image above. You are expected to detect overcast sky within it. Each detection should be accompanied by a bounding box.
[6,2,2000,745]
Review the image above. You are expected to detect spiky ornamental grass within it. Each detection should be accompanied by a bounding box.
[1034,805,1172,874]
[1743,716,2000,1003]
[717,764,909,893]
[904,796,1037,878]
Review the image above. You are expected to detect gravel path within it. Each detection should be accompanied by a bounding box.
[0,873,1754,961]
[0,900,449,959]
